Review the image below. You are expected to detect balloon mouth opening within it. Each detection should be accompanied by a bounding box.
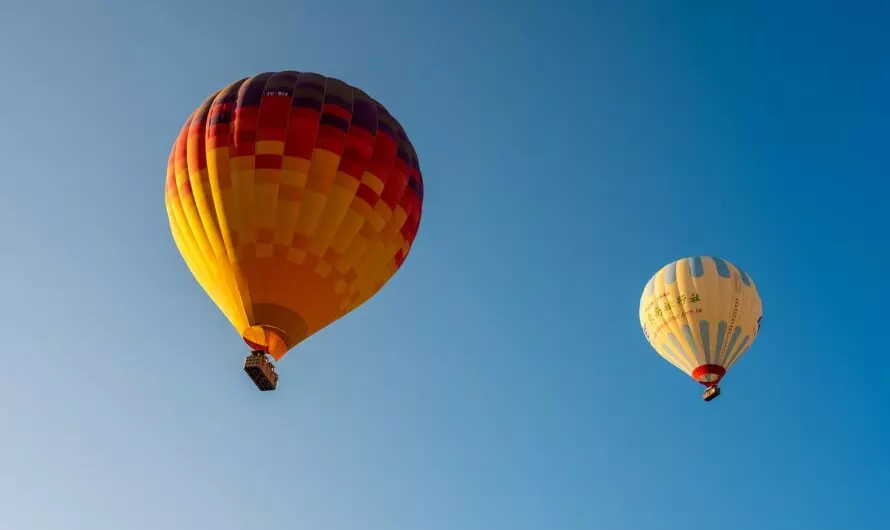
[692,364,726,387]
[242,325,290,361]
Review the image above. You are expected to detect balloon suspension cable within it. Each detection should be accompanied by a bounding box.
[243,349,279,392]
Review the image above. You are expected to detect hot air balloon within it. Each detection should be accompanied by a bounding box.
[639,257,763,401]
[165,71,424,391]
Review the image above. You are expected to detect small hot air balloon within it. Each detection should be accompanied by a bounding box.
[165,71,424,391]
[639,257,763,401]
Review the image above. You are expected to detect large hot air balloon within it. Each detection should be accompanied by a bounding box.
[639,257,763,401]
[165,71,424,391]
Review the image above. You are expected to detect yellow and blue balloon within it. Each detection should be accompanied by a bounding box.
[639,256,763,401]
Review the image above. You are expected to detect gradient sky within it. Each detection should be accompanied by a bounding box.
[1,0,888,529]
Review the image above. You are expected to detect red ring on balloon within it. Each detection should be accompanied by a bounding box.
[692,364,726,387]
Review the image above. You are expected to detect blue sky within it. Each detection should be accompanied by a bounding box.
[1,0,888,528]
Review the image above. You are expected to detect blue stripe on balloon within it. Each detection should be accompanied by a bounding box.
[699,320,711,364]
[661,343,683,369]
[664,261,678,285]
[711,257,731,278]
[689,257,705,277]
[682,324,699,362]
[715,321,727,363]
[737,266,752,286]
[723,327,742,364]
[669,332,686,365]
[726,335,751,366]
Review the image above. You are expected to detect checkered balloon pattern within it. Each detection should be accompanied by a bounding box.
[165,71,423,360]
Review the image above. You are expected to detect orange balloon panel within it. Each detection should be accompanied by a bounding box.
[165,71,424,360]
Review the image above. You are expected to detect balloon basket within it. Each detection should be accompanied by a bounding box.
[244,351,279,391]
[702,385,721,402]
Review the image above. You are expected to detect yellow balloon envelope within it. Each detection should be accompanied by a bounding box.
[165,71,423,388]
[639,257,763,400]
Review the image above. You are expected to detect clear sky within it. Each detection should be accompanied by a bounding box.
[1,0,888,528]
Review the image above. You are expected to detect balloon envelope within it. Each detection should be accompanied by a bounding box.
[165,71,424,360]
[639,257,763,387]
